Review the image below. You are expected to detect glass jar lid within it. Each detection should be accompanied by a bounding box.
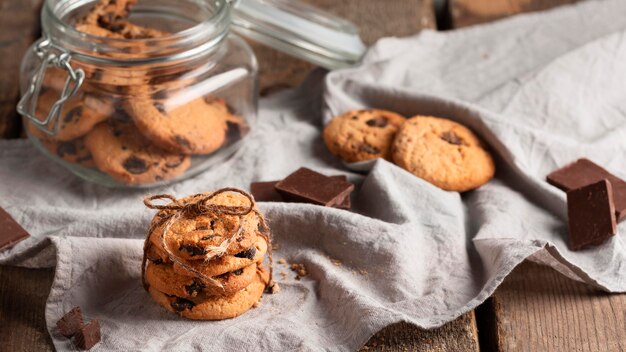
[230,0,367,69]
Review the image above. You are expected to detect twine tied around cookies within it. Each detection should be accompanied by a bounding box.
[141,187,274,293]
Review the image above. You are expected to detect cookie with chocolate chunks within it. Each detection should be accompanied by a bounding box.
[84,120,190,185]
[126,97,229,155]
[148,264,269,320]
[323,109,406,162]
[145,261,261,298]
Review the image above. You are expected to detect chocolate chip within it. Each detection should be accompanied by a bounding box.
[232,268,244,276]
[234,247,256,260]
[154,102,167,114]
[184,280,205,296]
[365,116,389,127]
[201,235,217,241]
[122,156,149,174]
[63,107,82,123]
[351,115,358,120]
[165,155,185,168]
[170,298,195,312]
[57,142,77,157]
[225,121,241,144]
[174,135,191,150]
[179,244,206,256]
[359,144,380,154]
[440,131,464,146]
[91,69,103,81]
[151,258,163,265]
[151,90,168,101]
[195,224,209,231]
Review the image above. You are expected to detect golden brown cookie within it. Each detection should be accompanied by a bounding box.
[146,234,268,278]
[391,116,495,192]
[148,264,269,320]
[84,120,191,185]
[323,109,406,162]
[126,97,229,155]
[147,192,261,261]
[145,260,261,298]
[31,90,113,142]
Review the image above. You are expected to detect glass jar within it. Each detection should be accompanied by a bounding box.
[18,0,366,187]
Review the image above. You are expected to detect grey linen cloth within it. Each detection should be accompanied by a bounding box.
[2,0,626,350]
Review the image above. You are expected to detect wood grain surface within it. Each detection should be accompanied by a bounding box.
[489,261,626,352]
[450,0,579,28]
[0,0,43,139]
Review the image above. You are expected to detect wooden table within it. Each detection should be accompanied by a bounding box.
[1,0,625,351]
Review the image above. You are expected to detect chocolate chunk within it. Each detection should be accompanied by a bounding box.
[365,116,388,127]
[201,234,218,241]
[195,224,209,231]
[547,158,626,222]
[174,135,191,150]
[74,319,101,350]
[151,258,163,265]
[440,131,464,146]
[0,207,30,251]
[171,298,195,312]
[153,102,167,114]
[63,107,83,123]
[122,156,148,174]
[250,181,283,202]
[567,180,616,251]
[232,268,244,276]
[234,246,256,260]
[251,175,351,209]
[57,142,77,157]
[165,155,185,168]
[184,280,205,296]
[56,306,84,338]
[179,244,206,256]
[359,144,380,154]
[275,168,354,207]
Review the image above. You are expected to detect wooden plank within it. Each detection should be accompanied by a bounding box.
[0,0,44,138]
[0,265,55,352]
[449,0,579,28]
[254,0,436,95]
[485,261,626,351]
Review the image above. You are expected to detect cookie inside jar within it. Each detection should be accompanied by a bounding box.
[20,0,257,187]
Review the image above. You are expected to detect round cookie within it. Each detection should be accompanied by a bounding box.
[84,120,191,185]
[33,90,113,141]
[391,116,495,192]
[323,109,406,162]
[148,191,261,261]
[146,235,268,278]
[126,97,228,155]
[148,264,269,320]
[145,261,261,298]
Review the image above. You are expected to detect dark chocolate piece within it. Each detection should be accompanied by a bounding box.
[0,207,30,251]
[74,319,101,350]
[184,280,205,296]
[171,297,195,312]
[179,244,206,256]
[567,180,616,251]
[251,175,351,209]
[547,158,626,222]
[122,156,148,174]
[365,116,388,127]
[440,131,464,146]
[234,246,257,260]
[233,268,244,276]
[56,306,84,338]
[275,168,354,207]
[250,181,283,202]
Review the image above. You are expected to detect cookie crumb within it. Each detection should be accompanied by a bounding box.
[280,271,288,280]
[331,259,342,266]
[290,263,308,280]
[359,269,368,275]
[253,301,261,308]
[269,282,281,294]
[272,242,281,250]
[278,258,286,265]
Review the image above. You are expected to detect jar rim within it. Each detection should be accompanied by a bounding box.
[42,0,231,65]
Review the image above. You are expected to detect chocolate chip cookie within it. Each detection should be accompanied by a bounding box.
[323,109,406,162]
[148,192,261,261]
[126,97,229,155]
[392,116,495,192]
[145,261,261,298]
[84,120,191,184]
[148,264,269,320]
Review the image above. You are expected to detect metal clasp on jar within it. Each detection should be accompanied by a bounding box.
[17,38,85,136]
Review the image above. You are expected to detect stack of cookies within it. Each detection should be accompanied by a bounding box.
[323,109,495,192]
[24,0,248,185]
[142,189,273,320]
